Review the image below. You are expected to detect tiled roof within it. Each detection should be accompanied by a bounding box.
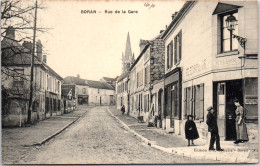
[86,80,114,90]
[63,76,115,90]
[102,77,116,82]
[63,76,88,85]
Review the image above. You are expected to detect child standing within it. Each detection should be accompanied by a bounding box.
[185,115,199,146]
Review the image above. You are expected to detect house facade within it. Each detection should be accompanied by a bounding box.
[63,76,115,106]
[128,33,165,122]
[116,32,134,112]
[161,1,258,141]
[1,27,63,127]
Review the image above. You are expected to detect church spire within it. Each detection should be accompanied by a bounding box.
[125,32,132,61]
[121,32,133,74]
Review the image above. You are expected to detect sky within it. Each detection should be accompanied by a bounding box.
[34,0,184,81]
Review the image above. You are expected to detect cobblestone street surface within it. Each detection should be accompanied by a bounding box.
[10,106,214,164]
[2,106,89,164]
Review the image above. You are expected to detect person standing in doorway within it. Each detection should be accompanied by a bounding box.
[233,98,249,144]
[206,106,224,151]
[121,105,125,115]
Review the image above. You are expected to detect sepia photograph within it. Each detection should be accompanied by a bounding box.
[1,0,259,164]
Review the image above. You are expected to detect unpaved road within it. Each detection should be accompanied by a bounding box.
[19,106,214,164]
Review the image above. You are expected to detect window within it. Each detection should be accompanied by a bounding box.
[40,71,42,89]
[125,82,127,91]
[144,66,150,85]
[167,41,173,69]
[13,69,24,87]
[82,88,86,94]
[184,84,204,121]
[58,81,60,93]
[137,70,143,87]
[174,30,182,64]
[220,11,238,53]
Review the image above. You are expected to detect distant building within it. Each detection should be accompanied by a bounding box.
[63,76,115,106]
[1,27,63,127]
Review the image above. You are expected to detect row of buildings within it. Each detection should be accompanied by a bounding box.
[1,27,116,127]
[116,1,258,142]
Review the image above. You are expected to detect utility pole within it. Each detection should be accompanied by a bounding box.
[27,0,38,124]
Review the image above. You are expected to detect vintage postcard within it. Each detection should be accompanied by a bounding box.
[1,0,259,164]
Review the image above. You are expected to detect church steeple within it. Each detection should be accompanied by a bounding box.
[124,32,132,61]
[122,32,133,74]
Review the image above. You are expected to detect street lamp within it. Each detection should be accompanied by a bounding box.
[225,14,237,31]
[225,14,247,49]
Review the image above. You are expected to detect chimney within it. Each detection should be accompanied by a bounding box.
[160,30,165,33]
[43,55,47,63]
[77,74,80,78]
[5,26,15,40]
[139,39,149,52]
[36,40,42,61]
[171,12,178,20]
[22,41,33,54]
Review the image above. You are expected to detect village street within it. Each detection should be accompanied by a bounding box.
[16,106,212,164]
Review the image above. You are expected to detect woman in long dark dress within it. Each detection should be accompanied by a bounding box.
[185,115,199,146]
[233,98,249,144]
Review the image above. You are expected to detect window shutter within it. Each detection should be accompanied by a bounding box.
[174,37,177,65]
[190,86,194,116]
[170,41,173,67]
[179,31,182,61]
[199,84,204,120]
[183,88,187,117]
[167,45,169,69]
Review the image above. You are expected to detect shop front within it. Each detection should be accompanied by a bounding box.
[213,77,258,140]
[164,67,182,133]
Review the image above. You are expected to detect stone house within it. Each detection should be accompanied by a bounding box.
[128,32,165,122]
[1,27,63,127]
[161,1,258,142]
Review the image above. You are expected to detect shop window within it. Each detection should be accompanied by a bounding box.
[244,78,258,120]
[219,11,238,53]
[174,30,182,65]
[184,84,204,121]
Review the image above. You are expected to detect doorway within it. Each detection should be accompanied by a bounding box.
[213,79,243,140]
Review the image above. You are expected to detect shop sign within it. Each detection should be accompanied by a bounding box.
[214,57,240,67]
[185,59,207,77]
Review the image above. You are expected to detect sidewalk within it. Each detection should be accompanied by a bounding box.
[108,106,259,164]
[2,106,90,164]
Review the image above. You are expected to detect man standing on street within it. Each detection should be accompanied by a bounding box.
[206,106,224,151]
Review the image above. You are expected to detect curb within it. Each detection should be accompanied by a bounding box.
[107,108,259,163]
[33,110,88,146]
